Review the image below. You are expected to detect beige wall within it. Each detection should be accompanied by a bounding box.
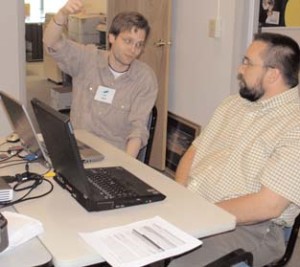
[83,0,107,14]
[0,1,26,136]
[169,0,259,127]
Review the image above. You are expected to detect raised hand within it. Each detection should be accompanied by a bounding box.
[61,0,84,16]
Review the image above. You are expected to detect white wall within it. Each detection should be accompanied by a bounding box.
[0,1,26,136]
[0,0,106,137]
[169,0,258,127]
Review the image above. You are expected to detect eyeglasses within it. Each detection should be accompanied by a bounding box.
[120,36,145,50]
[241,57,267,68]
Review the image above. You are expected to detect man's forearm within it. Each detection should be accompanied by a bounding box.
[43,9,68,50]
[217,186,290,225]
[43,0,83,50]
[126,137,142,158]
[175,146,196,186]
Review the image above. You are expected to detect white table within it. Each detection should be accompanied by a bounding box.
[0,208,52,267]
[0,130,236,267]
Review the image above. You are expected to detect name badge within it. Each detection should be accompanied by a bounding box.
[95,86,116,104]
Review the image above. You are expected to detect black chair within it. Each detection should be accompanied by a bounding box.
[204,249,253,267]
[264,212,300,267]
[137,105,157,165]
[204,212,300,267]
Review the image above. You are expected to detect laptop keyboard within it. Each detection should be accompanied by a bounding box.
[87,168,139,199]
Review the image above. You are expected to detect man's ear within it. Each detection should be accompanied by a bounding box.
[108,33,116,44]
[266,67,281,84]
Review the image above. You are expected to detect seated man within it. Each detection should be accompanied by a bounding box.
[170,32,300,267]
[43,0,158,158]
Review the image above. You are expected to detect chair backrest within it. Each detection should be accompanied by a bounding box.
[137,106,157,165]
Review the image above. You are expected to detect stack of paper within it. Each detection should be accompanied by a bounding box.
[80,216,202,267]
[1,211,44,251]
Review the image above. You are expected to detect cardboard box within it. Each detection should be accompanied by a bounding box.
[68,13,106,44]
[50,87,72,111]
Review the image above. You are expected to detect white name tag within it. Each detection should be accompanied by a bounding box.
[95,86,116,104]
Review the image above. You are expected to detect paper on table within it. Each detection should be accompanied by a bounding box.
[79,216,202,267]
[1,211,44,251]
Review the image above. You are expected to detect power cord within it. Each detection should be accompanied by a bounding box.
[0,162,54,207]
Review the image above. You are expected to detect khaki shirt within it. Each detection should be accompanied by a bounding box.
[46,38,158,150]
[188,88,300,226]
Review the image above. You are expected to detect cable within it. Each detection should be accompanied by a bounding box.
[0,177,54,207]
[0,140,8,147]
[0,153,18,163]
[0,161,28,170]
[0,146,24,163]
[0,163,54,207]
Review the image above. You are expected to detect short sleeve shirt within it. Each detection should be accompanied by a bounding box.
[188,88,300,226]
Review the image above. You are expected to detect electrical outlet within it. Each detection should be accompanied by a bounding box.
[208,18,222,38]
[208,19,216,38]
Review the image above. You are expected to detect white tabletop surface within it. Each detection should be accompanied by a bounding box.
[0,131,236,267]
[0,207,52,267]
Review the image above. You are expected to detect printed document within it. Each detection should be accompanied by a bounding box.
[79,216,202,267]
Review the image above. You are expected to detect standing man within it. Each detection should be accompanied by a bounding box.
[43,0,158,158]
[170,32,300,266]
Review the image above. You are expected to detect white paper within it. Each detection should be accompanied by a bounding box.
[79,216,202,267]
[2,211,44,251]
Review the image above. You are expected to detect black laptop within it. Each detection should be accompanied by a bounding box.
[31,98,166,211]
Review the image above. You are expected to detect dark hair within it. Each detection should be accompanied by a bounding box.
[109,11,150,40]
[254,32,300,87]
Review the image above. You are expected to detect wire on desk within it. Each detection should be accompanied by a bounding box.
[0,161,28,170]
[0,146,24,163]
[0,162,54,207]
[0,140,8,147]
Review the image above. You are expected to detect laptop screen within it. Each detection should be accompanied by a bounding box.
[0,91,42,158]
[31,97,89,196]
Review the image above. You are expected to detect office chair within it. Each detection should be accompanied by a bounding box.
[204,212,300,267]
[204,249,253,267]
[137,105,157,165]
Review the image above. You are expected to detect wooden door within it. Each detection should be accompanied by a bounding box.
[107,0,172,170]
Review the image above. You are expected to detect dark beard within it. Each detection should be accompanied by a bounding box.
[237,74,264,102]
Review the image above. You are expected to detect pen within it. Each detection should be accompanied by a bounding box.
[132,229,164,251]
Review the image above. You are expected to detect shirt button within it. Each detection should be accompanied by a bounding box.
[190,180,197,186]
[121,105,125,109]
[89,87,93,91]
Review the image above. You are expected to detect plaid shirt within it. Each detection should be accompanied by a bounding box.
[188,88,300,226]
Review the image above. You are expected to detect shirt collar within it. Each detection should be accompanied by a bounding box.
[242,86,299,111]
[98,51,137,80]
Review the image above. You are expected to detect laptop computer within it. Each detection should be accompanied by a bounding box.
[0,91,49,166]
[31,98,166,211]
[0,91,104,165]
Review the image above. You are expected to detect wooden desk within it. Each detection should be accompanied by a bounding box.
[0,131,236,267]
